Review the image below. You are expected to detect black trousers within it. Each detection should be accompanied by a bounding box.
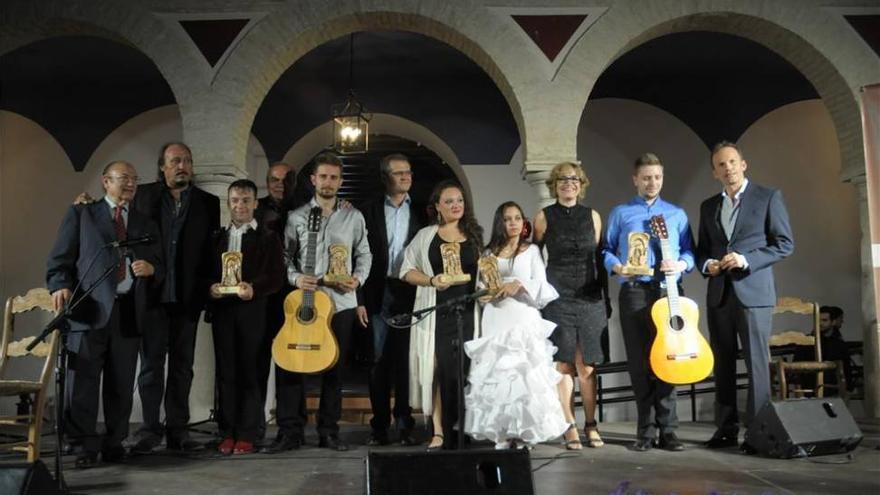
[212,300,267,442]
[618,283,678,440]
[275,308,355,437]
[368,281,414,434]
[66,295,140,454]
[137,303,199,439]
[258,284,291,438]
[707,282,772,435]
[435,303,474,449]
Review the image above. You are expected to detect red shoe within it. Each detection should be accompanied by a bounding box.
[233,440,254,455]
[218,437,235,455]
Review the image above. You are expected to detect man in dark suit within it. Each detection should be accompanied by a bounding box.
[357,153,426,446]
[696,141,794,452]
[131,142,221,453]
[47,161,164,468]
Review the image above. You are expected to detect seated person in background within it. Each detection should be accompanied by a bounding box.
[792,305,853,395]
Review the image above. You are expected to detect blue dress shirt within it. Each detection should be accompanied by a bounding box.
[602,196,696,285]
[384,193,411,278]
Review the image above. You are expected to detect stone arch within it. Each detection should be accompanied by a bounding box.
[0,0,209,106]
[203,1,537,175]
[560,1,879,180]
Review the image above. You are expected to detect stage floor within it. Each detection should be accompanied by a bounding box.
[5,421,879,494]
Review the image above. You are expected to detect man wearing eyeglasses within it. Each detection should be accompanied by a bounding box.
[602,153,696,453]
[130,142,220,454]
[356,153,426,446]
[47,161,164,468]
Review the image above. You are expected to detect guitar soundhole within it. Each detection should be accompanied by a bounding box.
[668,315,684,331]
[298,307,315,324]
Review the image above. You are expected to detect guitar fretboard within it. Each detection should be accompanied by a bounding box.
[659,238,681,317]
[302,230,318,310]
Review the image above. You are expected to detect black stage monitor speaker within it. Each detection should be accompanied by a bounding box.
[366,448,534,495]
[745,397,863,458]
[0,460,62,495]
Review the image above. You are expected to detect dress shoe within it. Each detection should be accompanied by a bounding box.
[366,431,390,446]
[319,434,349,451]
[399,429,416,446]
[262,434,303,454]
[704,433,738,449]
[233,440,254,455]
[739,442,759,455]
[656,433,685,452]
[631,438,653,452]
[130,433,163,455]
[102,444,127,463]
[167,434,204,452]
[218,437,235,455]
[75,451,98,469]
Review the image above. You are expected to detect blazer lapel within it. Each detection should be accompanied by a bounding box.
[711,195,729,244]
[728,185,753,244]
[93,202,118,245]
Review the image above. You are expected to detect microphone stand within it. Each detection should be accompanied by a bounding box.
[388,288,487,450]
[29,245,126,494]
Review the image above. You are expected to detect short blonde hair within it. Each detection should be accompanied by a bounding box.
[546,162,589,200]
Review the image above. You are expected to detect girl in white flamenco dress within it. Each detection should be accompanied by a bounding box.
[464,202,569,449]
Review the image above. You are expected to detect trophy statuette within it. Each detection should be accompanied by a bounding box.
[218,251,244,295]
[478,255,502,296]
[435,242,471,285]
[620,231,653,276]
[323,244,353,284]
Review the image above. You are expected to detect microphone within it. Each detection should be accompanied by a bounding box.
[106,235,153,248]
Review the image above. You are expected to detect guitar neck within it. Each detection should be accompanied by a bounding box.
[659,238,681,314]
[302,231,318,307]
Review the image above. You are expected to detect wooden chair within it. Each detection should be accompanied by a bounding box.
[0,288,59,462]
[769,297,846,400]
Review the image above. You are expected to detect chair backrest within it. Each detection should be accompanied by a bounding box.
[1,288,59,385]
[771,297,822,361]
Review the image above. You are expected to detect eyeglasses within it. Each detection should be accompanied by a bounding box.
[390,170,413,177]
[105,174,139,184]
[556,176,582,184]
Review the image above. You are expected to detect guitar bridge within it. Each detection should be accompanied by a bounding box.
[666,353,697,361]
[289,344,321,351]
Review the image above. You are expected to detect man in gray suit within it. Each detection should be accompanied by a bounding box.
[696,141,794,453]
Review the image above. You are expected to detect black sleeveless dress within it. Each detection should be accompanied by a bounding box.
[541,203,607,365]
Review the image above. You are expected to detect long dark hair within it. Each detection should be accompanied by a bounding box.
[428,180,483,253]
[486,201,529,257]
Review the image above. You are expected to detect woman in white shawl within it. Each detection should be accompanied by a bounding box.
[400,180,482,450]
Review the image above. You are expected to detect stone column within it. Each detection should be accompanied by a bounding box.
[849,174,880,418]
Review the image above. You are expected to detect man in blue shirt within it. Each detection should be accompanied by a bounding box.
[603,153,695,452]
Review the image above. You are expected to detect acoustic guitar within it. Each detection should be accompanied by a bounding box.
[648,215,714,385]
[272,207,339,373]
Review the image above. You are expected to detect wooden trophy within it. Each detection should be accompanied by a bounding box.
[478,255,502,297]
[218,251,244,295]
[323,244,353,284]
[435,242,471,285]
[620,232,653,276]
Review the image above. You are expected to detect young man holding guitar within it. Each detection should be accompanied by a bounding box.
[267,152,372,453]
[697,142,793,454]
[603,153,696,452]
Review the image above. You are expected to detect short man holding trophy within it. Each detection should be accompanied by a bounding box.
[268,152,371,453]
[209,179,284,455]
[603,153,695,452]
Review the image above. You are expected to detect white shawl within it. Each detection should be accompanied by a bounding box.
[399,224,481,416]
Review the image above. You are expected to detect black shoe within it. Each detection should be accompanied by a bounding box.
[739,442,758,455]
[399,429,416,446]
[631,438,653,452]
[262,433,303,454]
[319,435,349,451]
[704,433,738,449]
[657,433,685,452]
[366,431,390,446]
[75,451,98,469]
[167,434,204,452]
[130,433,163,455]
[102,445,127,463]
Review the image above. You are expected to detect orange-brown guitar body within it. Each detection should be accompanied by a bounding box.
[272,288,338,374]
[649,296,714,385]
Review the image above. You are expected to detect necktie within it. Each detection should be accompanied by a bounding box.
[114,206,127,282]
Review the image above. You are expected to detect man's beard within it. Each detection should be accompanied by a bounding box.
[317,188,336,199]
